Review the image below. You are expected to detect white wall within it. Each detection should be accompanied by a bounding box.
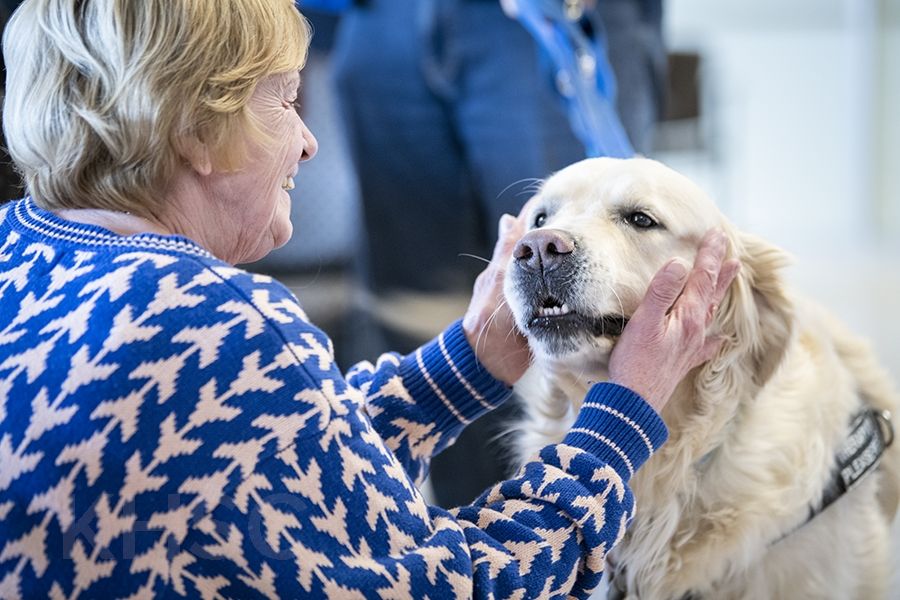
[879,0,900,247]
[662,0,885,257]
[660,0,900,353]
[661,0,900,594]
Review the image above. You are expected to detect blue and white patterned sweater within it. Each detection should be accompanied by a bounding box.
[0,198,667,599]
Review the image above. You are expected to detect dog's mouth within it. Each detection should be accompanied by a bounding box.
[527,294,629,339]
[509,248,629,354]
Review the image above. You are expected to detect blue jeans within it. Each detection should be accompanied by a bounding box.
[331,0,664,507]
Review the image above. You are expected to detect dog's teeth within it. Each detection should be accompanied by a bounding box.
[537,303,574,318]
[537,302,578,318]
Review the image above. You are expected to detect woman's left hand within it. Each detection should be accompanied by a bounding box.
[462,213,532,386]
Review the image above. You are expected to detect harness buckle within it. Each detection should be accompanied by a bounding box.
[875,409,894,448]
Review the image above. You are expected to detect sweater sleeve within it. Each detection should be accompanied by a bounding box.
[181,379,667,599]
[344,320,512,485]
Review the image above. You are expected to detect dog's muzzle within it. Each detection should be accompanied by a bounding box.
[511,229,628,353]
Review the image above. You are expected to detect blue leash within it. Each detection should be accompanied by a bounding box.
[296,0,635,158]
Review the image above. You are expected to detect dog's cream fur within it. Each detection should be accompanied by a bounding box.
[504,158,900,600]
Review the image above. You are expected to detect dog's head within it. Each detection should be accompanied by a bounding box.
[505,157,793,416]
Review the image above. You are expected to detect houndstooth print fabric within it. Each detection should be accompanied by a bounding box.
[0,198,666,599]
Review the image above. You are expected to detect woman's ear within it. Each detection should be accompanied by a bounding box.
[176,135,213,177]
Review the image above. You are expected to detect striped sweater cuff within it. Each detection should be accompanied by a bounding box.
[562,383,668,482]
[400,319,512,438]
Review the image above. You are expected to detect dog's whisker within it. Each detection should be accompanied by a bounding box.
[476,302,508,356]
[458,253,491,265]
[604,280,627,324]
[571,354,590,386]
[495,177,545,201]
[483,301,505,331]
[523,179,545,192]
[487,427,518,447]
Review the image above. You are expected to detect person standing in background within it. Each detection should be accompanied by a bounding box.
[330,0,666,507]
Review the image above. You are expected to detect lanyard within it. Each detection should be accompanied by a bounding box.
[512,0,634,157]
[295,0,635,158]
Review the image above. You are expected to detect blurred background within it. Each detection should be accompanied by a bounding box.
[1,0,898,590]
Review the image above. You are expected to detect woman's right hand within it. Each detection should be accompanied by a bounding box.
[607,229,740,413]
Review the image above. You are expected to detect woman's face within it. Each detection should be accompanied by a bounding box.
[208,70,317,264]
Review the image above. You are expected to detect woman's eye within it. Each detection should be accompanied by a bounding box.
[626,211,658,229]
[533,212,547,228]
[283,99,302,117]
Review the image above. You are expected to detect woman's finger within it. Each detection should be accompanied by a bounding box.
[713,259,741,304]
[634,258,691,323]
[490,214,521,264]
[681,229,727,306]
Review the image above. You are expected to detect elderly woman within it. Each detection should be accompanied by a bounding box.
[0,1,736,598]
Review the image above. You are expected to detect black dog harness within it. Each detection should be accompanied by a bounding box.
[742,408,895,591]
[791,407,894,533]
[606,407,895,600]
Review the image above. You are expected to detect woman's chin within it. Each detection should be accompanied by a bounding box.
[274,216,293,248]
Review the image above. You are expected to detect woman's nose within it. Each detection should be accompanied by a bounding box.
[300,123,318,162]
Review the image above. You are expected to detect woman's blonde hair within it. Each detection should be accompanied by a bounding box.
[2,0,310,216]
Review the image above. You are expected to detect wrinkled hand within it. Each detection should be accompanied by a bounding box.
[462,213,532,386]
[608,229,741,413]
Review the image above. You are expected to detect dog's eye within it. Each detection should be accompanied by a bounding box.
[625,211,658,229]
[533,212,547,228]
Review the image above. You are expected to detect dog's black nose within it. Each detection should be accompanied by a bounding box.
[513,229,575,273]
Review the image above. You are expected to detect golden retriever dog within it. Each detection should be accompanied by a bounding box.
[503,157,900,599]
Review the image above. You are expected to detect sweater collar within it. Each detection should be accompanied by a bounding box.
[7,197,214,259]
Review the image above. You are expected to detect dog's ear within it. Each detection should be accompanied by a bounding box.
[710,231,794,389]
